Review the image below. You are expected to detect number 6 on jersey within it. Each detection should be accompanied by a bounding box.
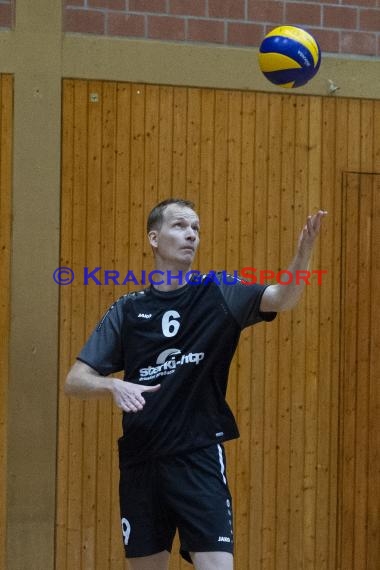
[162,310,180,337]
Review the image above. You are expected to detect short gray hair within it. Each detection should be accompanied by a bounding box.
[147,198,196,233]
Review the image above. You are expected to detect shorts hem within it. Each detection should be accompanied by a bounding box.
[180,543,234,563]
[125,545,172,559]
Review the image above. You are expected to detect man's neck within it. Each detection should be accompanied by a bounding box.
[152,263,192,292]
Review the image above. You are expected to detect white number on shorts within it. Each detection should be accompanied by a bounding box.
[162,310,180,337]
[121,517,131,545]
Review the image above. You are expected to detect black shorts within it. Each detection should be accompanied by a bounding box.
[119,443,234,563]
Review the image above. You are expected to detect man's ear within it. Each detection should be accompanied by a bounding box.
[148,230,158,249]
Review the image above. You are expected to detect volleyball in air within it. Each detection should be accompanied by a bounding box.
[258,26,321,88]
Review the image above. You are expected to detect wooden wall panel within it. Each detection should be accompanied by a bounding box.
[339,173,380,570]
[57,81,380,570]
[0,74,13,570]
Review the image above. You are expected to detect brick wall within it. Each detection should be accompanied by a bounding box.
[0,0,14,29]
[63,0,380,57]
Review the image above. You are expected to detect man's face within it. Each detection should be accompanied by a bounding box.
[149,204,200,268]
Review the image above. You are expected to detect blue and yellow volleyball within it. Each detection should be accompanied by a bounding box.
[259,26,321,88]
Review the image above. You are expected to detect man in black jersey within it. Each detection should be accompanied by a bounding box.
[65,199,327,570]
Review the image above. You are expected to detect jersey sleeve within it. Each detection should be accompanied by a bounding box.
[218,275,277,329]
[77,299,125,376]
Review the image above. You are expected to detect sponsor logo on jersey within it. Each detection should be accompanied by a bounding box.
[138,348,205,381]
[138,313,152,319]
[218,536,231,543]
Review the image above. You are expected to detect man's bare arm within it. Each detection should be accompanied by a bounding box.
[65,360,160,413]
[260,210,327,312]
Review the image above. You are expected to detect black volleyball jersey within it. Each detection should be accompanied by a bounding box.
[78,274,276,464]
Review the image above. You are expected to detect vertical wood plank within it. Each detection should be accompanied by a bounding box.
[242,90,264,570]
[347,99,361,172]
[374,101,380,173]
[276,94,297,570]
[95,81,118,570]
[225,89,242,562]
[360,101,374,173]
[212,90,228,271]
[114,82,133,289]
[81,79,103,570]
[289,94,309,570]
[367,176,380,570]
[341,173,360,570]
[198,88,215,270]
[316,97,336,570]
[172,88,187,204]
[0,74,13,570]
[158,86,174,203]
[249,92,270,570]
[236,90,256,570]
[339,99,363,570]
[143,83,159,262]
[261,92,280,570]
[303,95,322,570]
[339,173,380,570]
[66,79,89,570]
[128,84,145,289]
[331,97,349,570]
[185,87,201,205]
[353,174,371,570]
